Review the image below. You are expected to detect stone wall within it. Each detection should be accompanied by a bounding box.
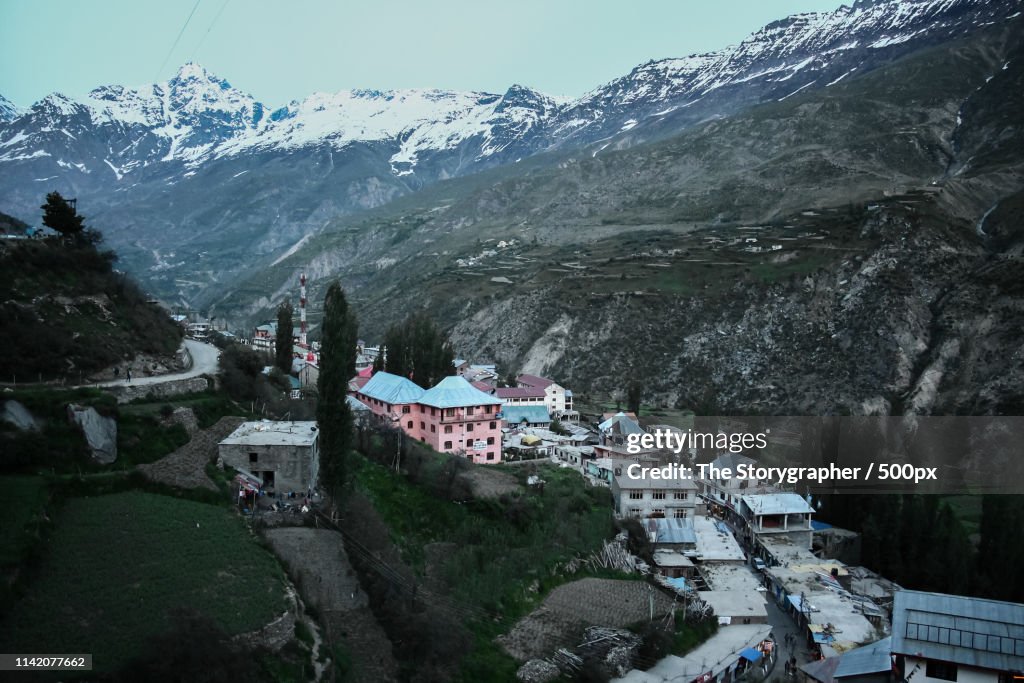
[104,376,211,404]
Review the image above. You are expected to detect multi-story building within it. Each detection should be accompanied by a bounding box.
[611,469,697,519]
[739,492,815,555]
[352,372,504,464]
[516,374,573,416]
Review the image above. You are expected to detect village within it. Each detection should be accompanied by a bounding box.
[183,277,1024,683]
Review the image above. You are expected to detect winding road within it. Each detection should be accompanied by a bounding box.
[80,339,221,388]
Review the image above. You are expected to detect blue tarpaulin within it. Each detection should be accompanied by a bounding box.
[739,647,763,662]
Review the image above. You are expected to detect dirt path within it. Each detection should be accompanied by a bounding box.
[136,416,244,490]
[84,339,220,388]
[264,527,399,682]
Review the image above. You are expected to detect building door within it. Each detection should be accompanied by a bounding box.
[262,471,275,489]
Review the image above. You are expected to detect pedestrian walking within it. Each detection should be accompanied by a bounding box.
[126,367,132,384]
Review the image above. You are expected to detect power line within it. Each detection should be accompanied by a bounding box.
[154,0,204,82]
[189,0,231,63]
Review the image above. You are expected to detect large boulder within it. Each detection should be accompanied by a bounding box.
[67,404,117,464]
[516,659,560,683]
[2,400,40,431]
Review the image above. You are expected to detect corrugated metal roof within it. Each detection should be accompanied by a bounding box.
[711,453,756,471]
[742,492,815,515]
[645,517,698,544]
[598,412,645,436]
[346,396,370,412]
[358,371,424,404]
[833,637,892,678]
[517,374,555,388]
[502,405,551,424]
[891,590,1024,672]
[418,375,504,409]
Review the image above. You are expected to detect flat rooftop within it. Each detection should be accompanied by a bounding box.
[220,421,318,447]
[758,535,819,564]
[697,590,768,620]
[692,515,746,561]
[701,562,764,593]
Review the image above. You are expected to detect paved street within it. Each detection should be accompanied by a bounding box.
[80,339,220,388]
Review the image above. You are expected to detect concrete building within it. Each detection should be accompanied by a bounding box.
[515,374,573,416]
[611,469,697,519]
[800,637,894,683]
[218,421,319,494]
[740,492,816,554]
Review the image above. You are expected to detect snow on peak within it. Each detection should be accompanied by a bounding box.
[0,94,23,122]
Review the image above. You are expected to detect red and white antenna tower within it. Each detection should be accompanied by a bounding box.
[299,273,308,347]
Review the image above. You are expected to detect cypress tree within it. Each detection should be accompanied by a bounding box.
[317,281,358,499]
[275,302,293,373]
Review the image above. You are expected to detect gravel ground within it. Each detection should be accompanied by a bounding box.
[499,578,676,661]
[136,416,244,491]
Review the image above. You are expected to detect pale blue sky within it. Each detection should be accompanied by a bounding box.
[0,0,846,108]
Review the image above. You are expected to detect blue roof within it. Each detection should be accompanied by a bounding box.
[358,371,425,404]
[346,396,370,412]
[811,520,833,530]
[598,412,645,436]
[740,648,763,662]
[502,405,551,424]
[645,517,697,545]
[418,375,504,409]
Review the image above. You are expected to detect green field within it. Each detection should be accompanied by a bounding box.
[0,475,49,567]
[0,491,288,672]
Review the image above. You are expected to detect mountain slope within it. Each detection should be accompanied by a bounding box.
[0,0,1019,307]
[221,17,1024,415]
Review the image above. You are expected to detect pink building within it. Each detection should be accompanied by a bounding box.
[352,372,505,464]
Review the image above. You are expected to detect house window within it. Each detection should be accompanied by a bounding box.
[402,405,411,414]
[926,662,957,682]
[444,425,453,434]
[628,507,642,516]
[407,420,413,429]
[490,421,496,429]
[652,490,666,500]
[444,441,452,449]
[420,405,425,413]
[420,421,425,430]
[674,491,688,500]
[467,407,475,415]
[673,509,688,519]
[629,491,643,500]
[485,405,493,413]
[430,425,436,433]
[652,508,665,516]
[487,453,495,461]
[487,437,494,445]
[420,437,425,442]
[466,439,473,447]
[249,453,258,463]
[467,423,474,432]
[445,408,456,417]
[431,408,436,416]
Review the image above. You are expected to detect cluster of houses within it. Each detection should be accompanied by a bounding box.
[209,330,1024,683]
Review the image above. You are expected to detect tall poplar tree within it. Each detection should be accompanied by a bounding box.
[317,281,358,498]
[275,302,293,373]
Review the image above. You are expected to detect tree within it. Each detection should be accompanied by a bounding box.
[317,281,358,499]
[626,380,642,415]
[382,312,454,387]
[40,191,84,240]
[275,302,293,373]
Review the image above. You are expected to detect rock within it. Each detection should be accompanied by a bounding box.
[516,659,560,683]
[168,406,199,435]
[67,404,118,464]
[2,400,40,431]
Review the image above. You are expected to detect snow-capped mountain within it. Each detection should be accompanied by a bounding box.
[0,0,1019,306]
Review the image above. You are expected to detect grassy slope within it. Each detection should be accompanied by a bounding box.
[0,490,288,673]
[352,454,622,678]
[0,240,182,381]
